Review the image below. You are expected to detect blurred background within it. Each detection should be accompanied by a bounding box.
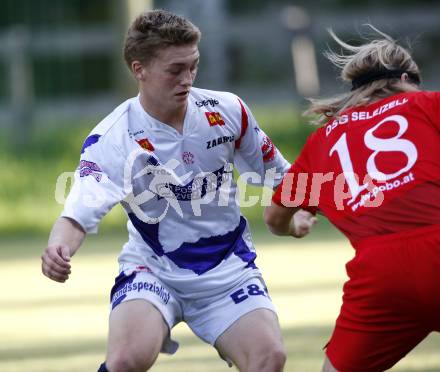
[1,0,440,371]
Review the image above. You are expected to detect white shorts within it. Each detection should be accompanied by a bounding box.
[109,265,277,354]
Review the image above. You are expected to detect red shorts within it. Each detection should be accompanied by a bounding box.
[326,224,440,372]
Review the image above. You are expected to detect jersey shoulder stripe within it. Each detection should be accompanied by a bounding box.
[234,98,249,149]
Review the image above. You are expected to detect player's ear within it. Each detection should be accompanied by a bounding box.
[400,72,409,83]
[131,61,146,81]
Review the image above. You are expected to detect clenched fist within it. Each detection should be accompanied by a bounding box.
[290,210,317,238]
[41,244,72,283]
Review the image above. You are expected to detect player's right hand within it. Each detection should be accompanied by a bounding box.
[290,209,317,238]
[41,244,72,283]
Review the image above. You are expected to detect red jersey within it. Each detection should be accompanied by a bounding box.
[272,91,440,246]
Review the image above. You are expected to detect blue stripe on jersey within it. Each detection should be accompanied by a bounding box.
[81,134,101,154]
[163,165,226,201]
[128,213,256,275]
[166,217,256,274]
[128,213,165,256]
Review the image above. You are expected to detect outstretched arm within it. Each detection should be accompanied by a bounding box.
[41,217,86,283]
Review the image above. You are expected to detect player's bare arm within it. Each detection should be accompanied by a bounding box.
[41,216,86,283]
[265,204,316,238]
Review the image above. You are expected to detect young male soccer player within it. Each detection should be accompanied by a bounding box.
[41,9,314,372]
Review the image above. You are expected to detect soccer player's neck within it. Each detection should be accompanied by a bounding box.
[139,92,187,133]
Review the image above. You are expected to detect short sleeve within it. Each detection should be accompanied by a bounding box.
[431,92,440,130]
[272,132,318,214]
[233,98,290,187]
[61,134,129,233]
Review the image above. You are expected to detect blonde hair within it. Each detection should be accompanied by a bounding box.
[306,25,421,124]
[124,9,201,68]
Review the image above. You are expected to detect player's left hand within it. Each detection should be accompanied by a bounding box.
[290,209,317,238]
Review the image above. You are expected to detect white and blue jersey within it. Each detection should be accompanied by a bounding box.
[62,87,290,299]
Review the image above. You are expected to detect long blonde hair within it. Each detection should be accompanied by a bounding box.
[306,25,421,124]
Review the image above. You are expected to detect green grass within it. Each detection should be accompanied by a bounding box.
[1,235,439,372]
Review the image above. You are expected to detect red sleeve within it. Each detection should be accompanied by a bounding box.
[416,91,440,131]
[272,133,318,214]
[431,92,440,130]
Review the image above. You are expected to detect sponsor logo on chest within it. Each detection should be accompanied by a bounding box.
[206,135,235,149]
[136,138,155,151]
[195,98,219,107]
[182,151,195,164]
[205,111,225,126]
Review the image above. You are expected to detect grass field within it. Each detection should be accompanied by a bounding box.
[1,233,439,372]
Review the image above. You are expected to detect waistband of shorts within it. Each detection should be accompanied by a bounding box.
[353,224,440,250]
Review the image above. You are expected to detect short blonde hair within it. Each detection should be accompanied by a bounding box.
[123,9,201,68]
[306,25,421,124]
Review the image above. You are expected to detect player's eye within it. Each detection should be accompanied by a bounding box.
[167,69,181,75]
